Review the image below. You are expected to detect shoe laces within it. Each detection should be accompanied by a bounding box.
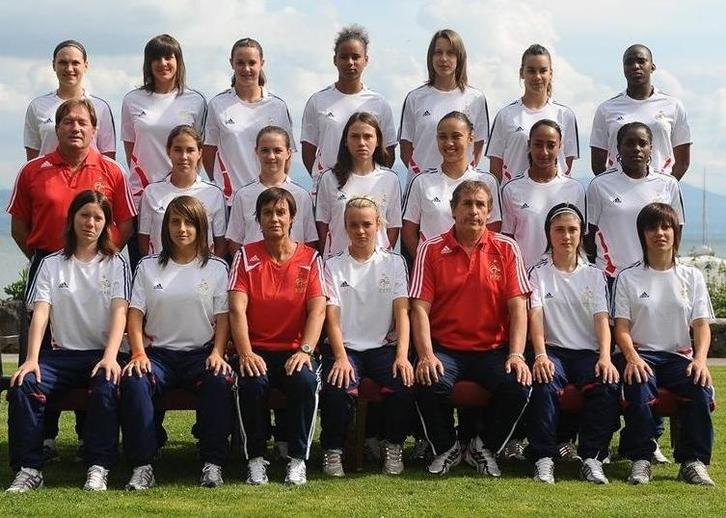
[9,468,41,491]
[632,460,651,479]
[202,463,222,479]
[535,457,554,478]
[384,443,403,462]
[287,458,306,478]
[583,458,605,478]
[684,461,711,480]
[323,450,343,463]
[248,457,270,479]
[129,465,153,487]
[86,465,108,486]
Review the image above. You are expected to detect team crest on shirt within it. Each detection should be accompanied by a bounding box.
[94,179,106,192]
[654,110,667,122]
[98,276,111,296]
[678,281,689,304]
[581,286,594,311]
[489,261,502,281]
[294,268,309,293]
[178,110,195,124]
[378,274,392,294]
[198,280,210,297]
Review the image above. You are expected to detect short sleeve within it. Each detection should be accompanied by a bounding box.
[586,181,602,228]
[95,100,117,154]
[690,268,714,322]
[7,166,31,222]
[379,100,397,148]
[392,254,409,300]
[111,256,131,301]
[212,262,230,314]
[191,92,207,136]
[402,176,423,224]
[299,191,318,243]
[225,191,245,243]
[486,175,502,224]
[129,261,148,313]
[470,93,490,144]
[23,102,41,150]
[300,95,318,146]
[385,175,403,227]
[138,191,153,235]
[27,257,52,307]
[323,261,340,307]
[228,250,249,293]
[611,274,631,320]
[504,241,531,299]
[204,99,220,147]
[315,172,334,224]
[485,111,506,158]
[280,101,297,152]
[589,103,608,150]
[306,253,325,300]
[110,166,137,222]
[528,268,543,309]
[590,268,609,315]
[398,90,416,142]
[211,190,227,237]
[670,181,685,225]
[409,240,435,302]
[120,93,135,143]
[671,99,692,148]
[562,107,580,159]
[499,187,516,235]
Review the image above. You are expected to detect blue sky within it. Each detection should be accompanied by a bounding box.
[1,0,724,194]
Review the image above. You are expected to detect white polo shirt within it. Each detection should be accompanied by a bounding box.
[529,256,609,351]
[27,251,130,351]
[315,166,402,257]
[130,254,229,351]
[402,166,501,243]
[612,261,713,356]
[301,84,397,192]
[121,87,207,206]
[500,172,586,269]
[225,177,317,246]
[24,91,116,155]
[324,248,408,352]
[586,165,684,277]
[486,98,579,182]
[399,84,489,177]
[138,175,226,255]
[205,87,296,202]
[590,88,691,175]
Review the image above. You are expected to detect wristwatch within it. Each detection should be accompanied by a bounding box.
[300,343,314,356]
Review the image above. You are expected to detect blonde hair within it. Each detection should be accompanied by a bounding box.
[344,195,387,227]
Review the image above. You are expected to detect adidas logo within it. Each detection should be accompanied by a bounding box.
[515,126,525,132]
[423,110,431,116]
[432,196,441,203]
[639,291,650,299]
[613,197,622,204]
[616,115,624,121]
[225,118,235,125]
[521,202,530,209]
[58,281,69,289]
[138,110,146,117]
[544,292,554,299]
[249,255,260,262]
[340,281,351,288]
[337,193,347,200]
[441,245,454,255]
[43,117,53,123]
[153,283,164,290]
[326,111,335,118]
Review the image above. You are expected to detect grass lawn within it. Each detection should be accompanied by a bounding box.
[0,365,724,517]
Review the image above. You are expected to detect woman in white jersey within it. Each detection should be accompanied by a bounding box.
[121,196,233,490]
[402,111,501,260]
[24,40,116,160]
[500,119,585,269]
[316,112,401,257]
[586,122,683,282]
[590,44,691,179]
[203,38,295,203]
[121,34,207,207]
[527,203,619,485]
[613,203,715,486]
[138,125,226,257]
[319,196,414,477]
[7,190,130,493]
[226,126,317,253]
[399,29,489,184]
[487,44,579,183]
[301,24,396,194]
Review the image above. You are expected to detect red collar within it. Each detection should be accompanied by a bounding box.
[47,148,102,168]
[442,226,490,252]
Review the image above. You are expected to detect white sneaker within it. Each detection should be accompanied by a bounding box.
[246,457,270,485]
[502,438,527,460]
[381,442,404,475]
[464,436,501,477]
[427,441,462,475]
[285,458,307,486]
[628,459,652,485]
[533,457,555,484]
[6,467,43,493]
[652,442,671,464]
[126,464,155,491]
[679,460,716,486]
[322,449,345,477]
[83,465,109,491]
[200,462,224,488]
[581,458,608,484]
